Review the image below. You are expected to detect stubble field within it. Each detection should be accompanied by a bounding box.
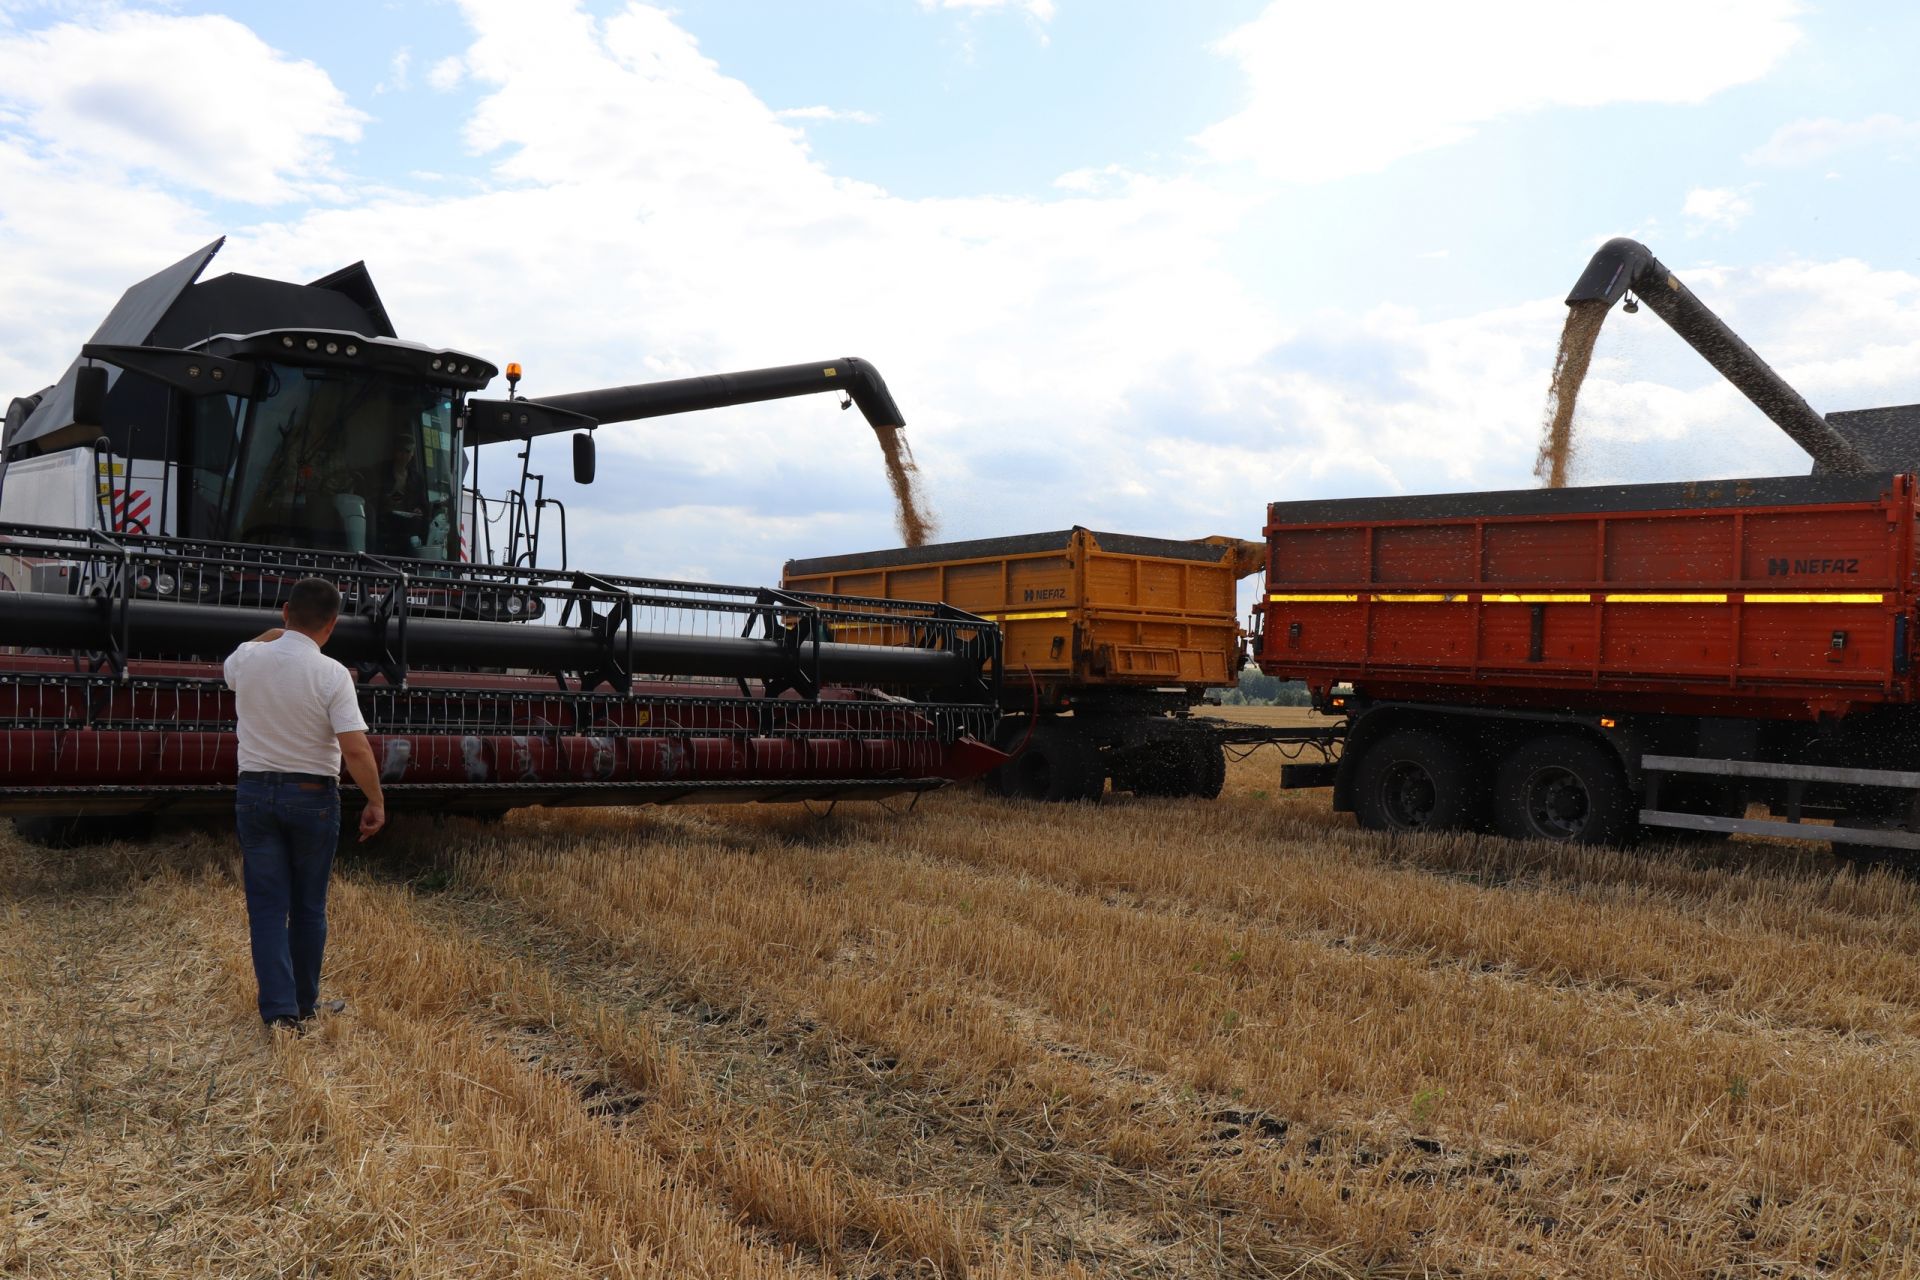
[3,735,1918,1278]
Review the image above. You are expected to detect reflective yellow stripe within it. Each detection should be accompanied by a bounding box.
[990,609,1071,621]
[1484,593,1591,603]
[1744,593,1885,605]
[1604,593,1728,603]
[1265,590,1887,607]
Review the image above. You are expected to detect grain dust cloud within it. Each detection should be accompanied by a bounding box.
[1534,299,1610,488]
[873,426,937,547]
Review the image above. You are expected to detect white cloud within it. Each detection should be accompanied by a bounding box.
[0,10,364,203]
[916,0,1056,21]
[1682,186,1754,233]
[426,54,466,92]
[1198,0,1801,181]
[0,136,219,405]
[775,104,878,124]
[376,47,412,94]
[1747,113,1920,166]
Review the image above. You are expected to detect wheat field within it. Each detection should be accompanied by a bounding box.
[3,747,1917,1278]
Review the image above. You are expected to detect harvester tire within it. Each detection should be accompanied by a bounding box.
[1352,728,1480,834]
[983,718,1033,797]
[1493,734,1633,846]
[1005,722,1104,803]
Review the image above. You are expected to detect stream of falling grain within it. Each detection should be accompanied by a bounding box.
[873,426,936,547]
[1534,299,1610,488]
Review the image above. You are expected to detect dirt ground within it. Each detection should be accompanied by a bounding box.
[3,753,1916,1278]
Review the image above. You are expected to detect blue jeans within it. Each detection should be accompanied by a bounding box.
[236,777,339,1022]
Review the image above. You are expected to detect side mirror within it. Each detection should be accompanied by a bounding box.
[573,431,596,485]
[73,365,109,426]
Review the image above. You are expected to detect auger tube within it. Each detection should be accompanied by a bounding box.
[1567,238,1869,475]
[529,358,905,438]
[0,591,980,689]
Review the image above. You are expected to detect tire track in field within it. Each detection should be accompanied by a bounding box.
[917,791,1920,1043]
[404,871,1368,1280]
[914,807,1920,1051]
[414,827,1499,1279]
[439,805,1920,1274]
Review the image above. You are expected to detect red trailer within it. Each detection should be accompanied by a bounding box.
[1252,236,1920,860]
[1257,472,1920,857]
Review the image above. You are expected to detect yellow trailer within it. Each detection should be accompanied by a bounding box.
[784,528,1265,801]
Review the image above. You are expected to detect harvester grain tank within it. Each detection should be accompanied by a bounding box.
[1260,238,1920,862]
[0,240,1003,842]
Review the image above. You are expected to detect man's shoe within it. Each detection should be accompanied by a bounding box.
[266,1015,305,1037]
[297,999,347,1022]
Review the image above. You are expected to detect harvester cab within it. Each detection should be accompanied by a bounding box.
[0,240,1003,839]
[0,237,904,577]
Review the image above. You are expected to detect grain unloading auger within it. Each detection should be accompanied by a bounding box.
[1565,237,1918,475]
[0,239,1002,841]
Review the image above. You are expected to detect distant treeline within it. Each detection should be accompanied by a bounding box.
[1214,668,1312,706]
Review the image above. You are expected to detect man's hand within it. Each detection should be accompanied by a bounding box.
[337,729,387,842]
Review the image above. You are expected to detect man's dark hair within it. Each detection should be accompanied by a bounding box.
[286,577,343,631]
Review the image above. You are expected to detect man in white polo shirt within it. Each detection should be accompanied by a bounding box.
[223,577,387,1034]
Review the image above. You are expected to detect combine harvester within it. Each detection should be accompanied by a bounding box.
[1263,238,1920,861]
[0,240,1003,844]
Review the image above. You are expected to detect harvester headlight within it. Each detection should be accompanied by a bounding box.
[478,596,496,615]
[344,344,358,357]
[282,336,295,349]
[304,337,319,351]
[504,595,525,617]
[324,341,339,355]
[431,357,444,370]
[155,573,176,596]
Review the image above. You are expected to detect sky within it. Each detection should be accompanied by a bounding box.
[3,0,1920,587]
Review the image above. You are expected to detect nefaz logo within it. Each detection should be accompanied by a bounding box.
[1023,587,1068,602]
[1767,556,1860,575]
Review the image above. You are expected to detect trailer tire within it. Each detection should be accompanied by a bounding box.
[1351,728,1480,834]
[1493,734,1633,846]
[1005,721,1104,803]
[1833,816,1914,874]
[1127,736,1197,798]
[1188,737,1227,800]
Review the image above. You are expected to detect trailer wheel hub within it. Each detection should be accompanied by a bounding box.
[1381,760,1439,827]
[1526,767,1590,838]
